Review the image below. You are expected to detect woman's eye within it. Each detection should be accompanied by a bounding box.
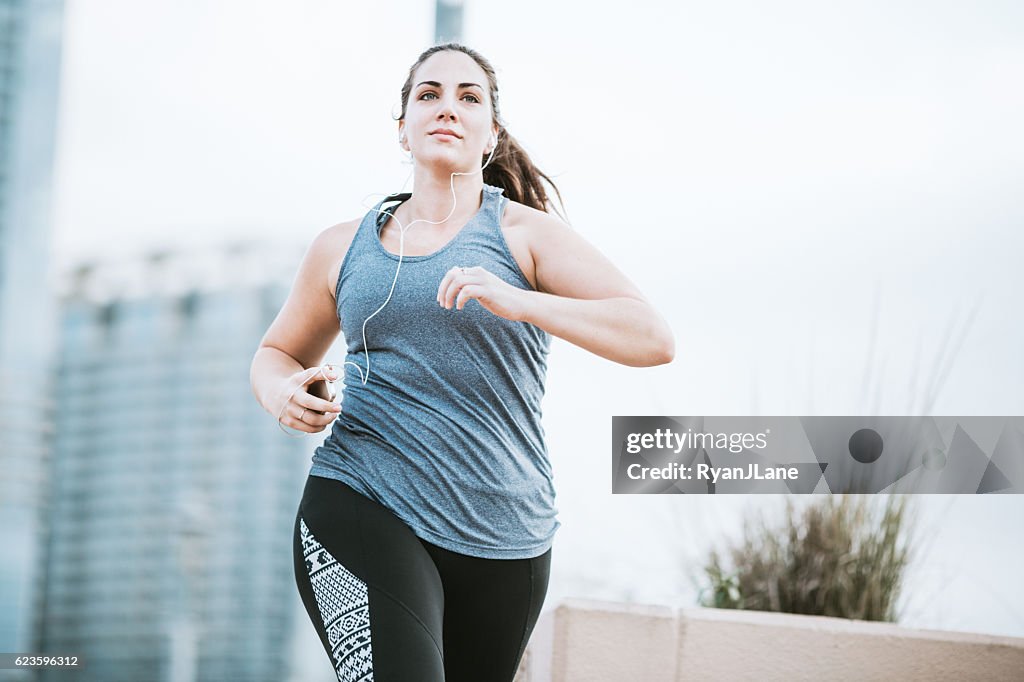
[418,92,480,103]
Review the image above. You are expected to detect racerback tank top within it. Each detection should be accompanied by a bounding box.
[309,184,558,559]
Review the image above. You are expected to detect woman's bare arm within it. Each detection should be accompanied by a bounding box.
[436,205,674,367]
[249,219,358,428]
[522,209,674,367]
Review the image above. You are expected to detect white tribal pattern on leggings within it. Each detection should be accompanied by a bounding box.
[300,517,374,681]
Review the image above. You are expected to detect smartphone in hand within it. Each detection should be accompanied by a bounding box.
[306,365,338,415]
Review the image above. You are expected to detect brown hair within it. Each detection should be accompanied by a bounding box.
[397,43,566,219]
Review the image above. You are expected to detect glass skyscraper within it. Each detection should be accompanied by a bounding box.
[40,244,340,682]
[0,0,66,676]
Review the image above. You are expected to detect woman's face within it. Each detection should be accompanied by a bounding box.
[400,50,497,170]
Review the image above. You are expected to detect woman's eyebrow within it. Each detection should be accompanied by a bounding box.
[415,80,483,90]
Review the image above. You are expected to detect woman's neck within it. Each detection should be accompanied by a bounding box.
[404,166,485,226]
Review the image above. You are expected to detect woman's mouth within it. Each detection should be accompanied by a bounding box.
[429,129,462,141]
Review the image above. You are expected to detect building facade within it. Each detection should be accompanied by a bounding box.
[40,244,339,682]
[0,1,65,675]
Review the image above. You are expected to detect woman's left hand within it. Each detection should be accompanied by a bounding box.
[437,265,530,321]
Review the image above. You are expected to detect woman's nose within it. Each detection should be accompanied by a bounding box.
[436,95,458,120]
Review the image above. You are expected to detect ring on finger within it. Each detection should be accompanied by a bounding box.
[299,408,308,422]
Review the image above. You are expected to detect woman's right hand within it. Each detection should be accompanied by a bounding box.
[274,365,343,433]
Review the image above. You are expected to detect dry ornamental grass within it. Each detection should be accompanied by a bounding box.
[701,496,915,622]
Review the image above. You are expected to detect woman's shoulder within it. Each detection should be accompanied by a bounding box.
[321,215,363,244]
[499,197,573,235]
[315,216,364,302]
[499,200,571,291]
[500,198,574,254]
[501,199,569,233]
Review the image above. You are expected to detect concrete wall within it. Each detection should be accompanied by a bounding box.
[516,599,1024,682]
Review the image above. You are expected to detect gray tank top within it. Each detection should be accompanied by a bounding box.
[310,184,558,559]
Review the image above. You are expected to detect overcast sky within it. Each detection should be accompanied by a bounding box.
[53,0,1024,412]
[50,0,1024,641]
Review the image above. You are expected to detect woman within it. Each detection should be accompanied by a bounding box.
[250,43,674,682]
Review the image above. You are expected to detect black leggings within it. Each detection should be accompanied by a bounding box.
[293,474,551,682]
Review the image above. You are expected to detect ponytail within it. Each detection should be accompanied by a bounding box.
[483,129,566,220]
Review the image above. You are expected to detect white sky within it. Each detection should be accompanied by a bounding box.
[50,0,1024,641]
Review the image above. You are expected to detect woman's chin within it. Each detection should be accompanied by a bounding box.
[413,151,481,174]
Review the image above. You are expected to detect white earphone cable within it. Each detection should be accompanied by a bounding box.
[277,133,500,436]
